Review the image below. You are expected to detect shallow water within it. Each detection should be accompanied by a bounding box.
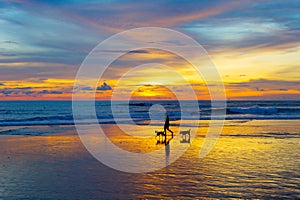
[0,120,299,199]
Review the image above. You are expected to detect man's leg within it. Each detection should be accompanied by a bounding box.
[168,128,174,137]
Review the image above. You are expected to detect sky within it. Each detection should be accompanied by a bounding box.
[0,0,299,100]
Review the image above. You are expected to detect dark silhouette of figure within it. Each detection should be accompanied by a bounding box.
[164,113,173,137]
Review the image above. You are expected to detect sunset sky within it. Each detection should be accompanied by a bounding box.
[0,0,299,100]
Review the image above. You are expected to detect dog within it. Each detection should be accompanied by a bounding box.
[155,130,165,138]
[180,129,191,136]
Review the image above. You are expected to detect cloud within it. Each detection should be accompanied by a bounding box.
[128,49,149,54]
[228,79,300,92]
[24,91,34,95]
[0,89,13,96]
[2,40,18,44]
[0,63,78,81]
[277,88,289,91]
[100,48,188,80]
[38,90,63,94]
[184,17,299,52]
[255,87,264,92]
[0,83,5,86]
[0,87,65,97]
[15,87,32,89]
[275,65,300,80]
[81,86,93,91]
[97,82,112,91]
[0,52,17,56]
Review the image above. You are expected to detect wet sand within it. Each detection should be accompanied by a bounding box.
[0,120,299,199]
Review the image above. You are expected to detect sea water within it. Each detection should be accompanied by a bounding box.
[0,100,300,128]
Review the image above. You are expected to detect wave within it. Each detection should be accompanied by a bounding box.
[0,115,74,123]
[227,105,277,115]
[221,132,300,139]
[129,102,153,106]
[0,114,86,126]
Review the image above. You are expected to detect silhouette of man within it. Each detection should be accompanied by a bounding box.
[164,113,174,137]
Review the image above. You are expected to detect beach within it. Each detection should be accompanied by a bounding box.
[1,120,299,199]
[1,0,300,198]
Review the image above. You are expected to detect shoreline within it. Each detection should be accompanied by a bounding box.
[0,120,300,137]
[1,118,300,127]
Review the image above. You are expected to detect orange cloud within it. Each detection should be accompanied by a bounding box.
[148,1,248,27]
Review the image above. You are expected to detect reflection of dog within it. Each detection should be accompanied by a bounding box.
[180,129,191,143]
[155,130,165,138]
[180,129,191,136]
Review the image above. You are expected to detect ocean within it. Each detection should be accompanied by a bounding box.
[0,100,300,128]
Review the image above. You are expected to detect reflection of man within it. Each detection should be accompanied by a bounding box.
[164,113,174,137]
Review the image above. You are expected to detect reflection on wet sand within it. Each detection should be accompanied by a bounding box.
[0,121,299,199]
[180,129,191,143]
